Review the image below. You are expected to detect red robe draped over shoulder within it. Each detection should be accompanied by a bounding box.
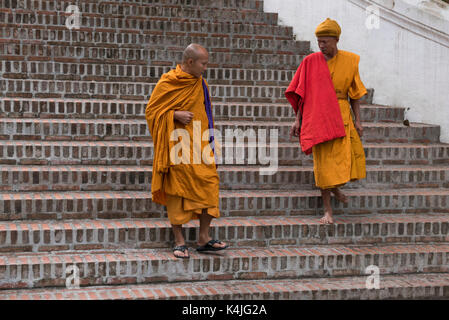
[285,52,346,155]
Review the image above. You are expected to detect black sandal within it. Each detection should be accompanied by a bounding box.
[196,240,229,252]
[173,245,189,259]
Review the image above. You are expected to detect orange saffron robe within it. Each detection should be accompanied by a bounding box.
[145,65,219,225]
[312,50,367,189]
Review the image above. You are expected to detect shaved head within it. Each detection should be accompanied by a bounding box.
[180,43,209,78]
[182,43,208,63]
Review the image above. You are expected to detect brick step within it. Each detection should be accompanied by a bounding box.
[1,12,295,38]
[1,79,297,102]
[0,243,449,289]
[1,188,447,221]
[0,99,382,121]
[1,0,264,12]
[0,63,298,87]
[0,54,304,74]
[0,165,447,192]
[1,213,449,253]
[0,26,302,54]
[1,2,278,25]
[0,17,300,44]
[0,99,391,122]
[212,102,398,123]
[0,40,307,64]
[0,31,305,68]
[0,141,447,166]
[0,73,374,108]
[0,118,440,143]
[0,272,448,299]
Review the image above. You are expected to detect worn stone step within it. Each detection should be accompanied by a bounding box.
[0,42,306,66]
[0,140,447,166]
[1,243,449,289]
[1,213,449,253]
[0,27,302,53]
[0,12,295,39]
[0,53,304,74]
[0,118,440,143]
[1,0,264,12]
[0,99,396,124]
[0,165,447,192]
[1,2,278,24]
[1,79,296,102]
[0,272,448,299]
[0,62,298,87]
[0,33,306,70]
[1,188,447,221]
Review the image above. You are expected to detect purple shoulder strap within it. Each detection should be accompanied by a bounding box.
[202,79,215,155]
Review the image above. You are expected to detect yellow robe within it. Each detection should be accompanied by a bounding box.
[145,65,220,225]
[312,50,367,189]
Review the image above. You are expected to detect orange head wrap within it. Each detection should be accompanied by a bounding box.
[315,18,341,40]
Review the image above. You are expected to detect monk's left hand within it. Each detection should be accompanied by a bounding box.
[174,111,194,125]
[355,121,363,137]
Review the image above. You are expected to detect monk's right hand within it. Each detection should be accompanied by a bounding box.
[174,111,194,125]
[289,121,300,140]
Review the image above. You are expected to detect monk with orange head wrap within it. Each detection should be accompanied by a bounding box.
[286,18,367,224]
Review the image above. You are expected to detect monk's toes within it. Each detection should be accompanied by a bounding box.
[320,215,334,224]
[214,242,228,249]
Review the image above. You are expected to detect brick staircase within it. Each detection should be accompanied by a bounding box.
[0,0,448,300]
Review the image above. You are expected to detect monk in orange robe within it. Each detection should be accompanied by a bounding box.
[288,18,367,224]
[145,44,228,258]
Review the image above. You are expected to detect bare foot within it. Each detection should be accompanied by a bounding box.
[319,212,334,224]
[332,188,349,204]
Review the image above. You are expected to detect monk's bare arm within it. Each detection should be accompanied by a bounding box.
[350,98,363,137]
[174,111,193,125]
[289,97,302,140]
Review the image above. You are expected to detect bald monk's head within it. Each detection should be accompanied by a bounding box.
[180,44,209,78]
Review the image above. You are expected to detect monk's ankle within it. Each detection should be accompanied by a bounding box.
[198,236,211,246]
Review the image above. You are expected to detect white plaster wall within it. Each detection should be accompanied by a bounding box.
[264,0,449,143]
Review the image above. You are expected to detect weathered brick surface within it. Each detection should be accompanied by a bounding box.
[0,244,449,289]
[0,273,448,300]
[0,31,292,54]
[0,28,304,52]
[1,0,265,12]
[2,15,290,40]
[0,2,277,24]
[0,189,448,220]
[0,214,449,253]
[0,30,307,62]
[0,118,440,142]
[1,79,297,101]
[0,165,447,192]
[0,99,392,122]
[0,42,306,67]
[0,64,297,87]
[1,141,447,166]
